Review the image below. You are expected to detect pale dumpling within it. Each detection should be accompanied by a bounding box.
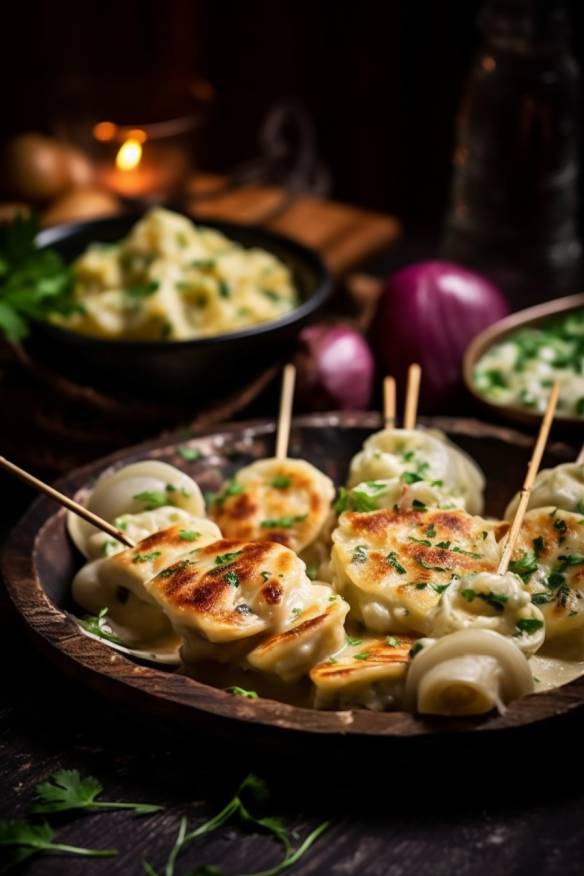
[505,463,584,520]
[68,460,205,558]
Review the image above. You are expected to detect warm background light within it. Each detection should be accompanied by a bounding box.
[93,121,117,142]
[116,138,143,171]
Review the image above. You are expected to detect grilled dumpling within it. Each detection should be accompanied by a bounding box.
[310,634,416,710]
[146,539,348,680]
[428,571,545,655]
[86,507,206,560]
[510,507,584,647]
[68,460,205,558]
[405,629,534,716]
[505,463,584,520]
[348,428,485,514]
[209,458,335,554]
[73,519,222,648]
[331,507,500,634]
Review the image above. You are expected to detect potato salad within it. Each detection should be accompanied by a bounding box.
[474,309,584,417]
[55,208,298,341]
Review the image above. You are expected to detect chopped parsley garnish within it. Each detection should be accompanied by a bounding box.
[132,551,161,563]
[436,540,451,549]
[346,635,363,646]
[426,525,437,538]
[452,546,482,558]
[291,607,303,620]
[225,686,258,699]
[515,618,544,636]
[431,583,449,594]
[533,536,545,557]
[0,818,116,868]
[558,553,584,566]
[214,550,244,566]
[261,514,307,529]
[224,570,240,587]
[100,539,118,557]
[409,536,432,546]
[78,608,124,646]
[386,636,400,647]
[133,490,169,511]
[218,279,231,298]
[178,446,201,461]
[401,471,423,485]
[354,652,370,661]
[554,518,568,542]
[307,565,318,580]
[214,479,244,505]
[351,545,368,564]
[260,570,270,581]
[386,551,406,574]
[350,488,379,512]
[409,642,424,658]
[179,530,200,541]
[412,499,427,511]
[509,550,539,582]
[416,557,447,573]
[271,475,291,489]
[460,589,508,610]
[126,280,159,298]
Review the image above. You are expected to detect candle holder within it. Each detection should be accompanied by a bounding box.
[51,73,212,206]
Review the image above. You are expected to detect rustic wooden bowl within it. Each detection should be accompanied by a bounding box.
[3,412,583,745]
[463,293,584,431]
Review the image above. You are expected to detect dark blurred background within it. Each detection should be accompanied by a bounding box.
[5,0,581,231]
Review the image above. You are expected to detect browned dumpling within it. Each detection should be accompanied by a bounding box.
[209,458,334,555]
[331,507,500,634]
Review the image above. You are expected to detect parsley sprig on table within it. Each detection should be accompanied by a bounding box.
[31,769,163,816]
[143,773,331,876]
[0,818,116,872]
[0,213,77,341]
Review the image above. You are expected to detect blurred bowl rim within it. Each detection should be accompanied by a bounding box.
[35,211,333,350]
[463,292,584,427]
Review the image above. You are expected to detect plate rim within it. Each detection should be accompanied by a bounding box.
[3,411,584,739]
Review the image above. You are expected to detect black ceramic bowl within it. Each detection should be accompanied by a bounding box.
[29,213,332,401]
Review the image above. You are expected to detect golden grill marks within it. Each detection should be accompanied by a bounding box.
[145,538,350,679]
[511,507,584,645]
[331,507,500,635]
[209,458,335,554]
[310,633,417,710]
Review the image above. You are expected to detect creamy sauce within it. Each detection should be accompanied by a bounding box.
[474,309,584,416]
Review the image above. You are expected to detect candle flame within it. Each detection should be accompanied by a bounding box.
[116,138,143,171]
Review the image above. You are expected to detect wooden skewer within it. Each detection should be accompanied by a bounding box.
[577,444,584,465]
[383,376,396,427]
[0,455,134,548]
[498,381,560,575]
[275,364,296,460]
[403,363,422,430]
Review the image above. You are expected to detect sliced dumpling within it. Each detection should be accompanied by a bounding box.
[331,507,500,635]
[73,520,222,654]
[209,458,334,554]
[405,629,534,716]
[510,507,584,647]
[246,586,349,682]
[146,538,348,680]
[428,571,545,655]
[68,460,205,558]
[505,463,584,519]
[310,633,417,710]
[347,428,485,514]
[86,507,206,560]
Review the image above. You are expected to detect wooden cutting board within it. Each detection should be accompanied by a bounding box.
[186,173,401,274]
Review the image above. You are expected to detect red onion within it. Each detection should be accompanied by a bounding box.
[296,323,374,410]
[374,261,509,408]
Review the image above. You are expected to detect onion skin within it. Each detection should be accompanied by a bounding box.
[296,323,374,411]
[374,261,509,409]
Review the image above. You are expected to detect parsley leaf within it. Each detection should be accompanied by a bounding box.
[132,551,161,564]
[179,530,200,541]
[351,545,368,564]
[224,570,240,587]
[31,769,162,816]
[178,446,201,461]
[386,551,406,574]
[334,487,349,514]
[271,475,291,489]
[401,471,423,485]
[215,551,243,566]
[78,608,124,646]
[509,551,539,582]
[225,686,258,699]
[0,817,116,867]
[515,618,544,636]
[260,514,307,529]
[133,491,169,511]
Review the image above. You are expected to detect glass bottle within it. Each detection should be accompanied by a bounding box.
[441,0,581,305]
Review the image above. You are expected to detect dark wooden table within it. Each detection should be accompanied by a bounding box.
[3,227,584,875]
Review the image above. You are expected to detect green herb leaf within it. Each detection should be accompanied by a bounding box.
[515,618,544,636]
[334,487,349,514]
[126,280,160,298]
[412,499,427,511]
[78,608,124,646]
[346,635,363,646]
[416,557,447,573]
[509,551,539,582]
[215,551,244,566]
[260,514,307,529]
[0,817,116,865]
[351,545,368,564]
[224,570,240,587]
[354,651,370,661]
[386,551,406,574]
[178,446,201,461]
[133,491,169,511]
[386,636,400,647]
[133,551,162,564]
[271,476,291,489]
[31,769,161,816]
[225,686,258,699]
[179,530,200,542]
[401,471,423,485]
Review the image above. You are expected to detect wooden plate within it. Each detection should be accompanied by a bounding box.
[3,412,583,743]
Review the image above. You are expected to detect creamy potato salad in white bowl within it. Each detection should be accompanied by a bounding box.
[28,209,331,399]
